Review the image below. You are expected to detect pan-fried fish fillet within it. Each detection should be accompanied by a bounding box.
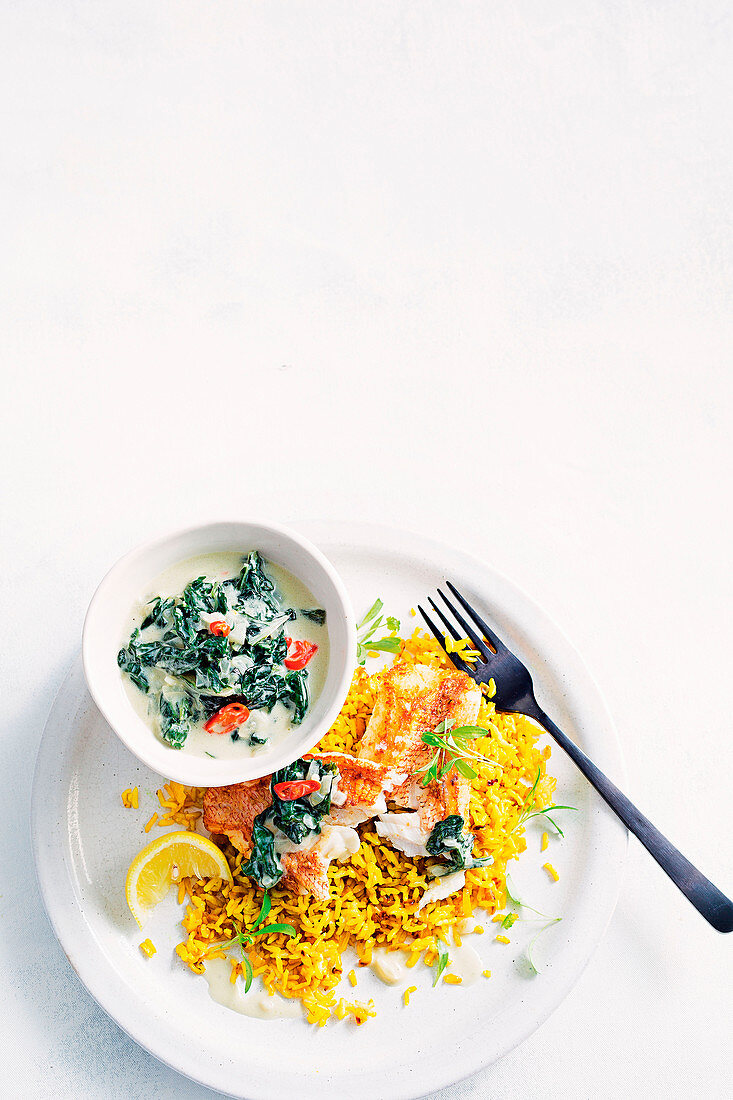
[306,751,393,805]
[202,777,270,857]
[358,660,481,778]
[202,753,393,899]
[357,660,481,854]
[202,777,336,900]
[310,751,401,825]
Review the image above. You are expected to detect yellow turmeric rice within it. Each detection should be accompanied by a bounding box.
[173,629,555,1026]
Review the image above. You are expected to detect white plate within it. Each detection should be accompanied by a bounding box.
[32,523,627,1099]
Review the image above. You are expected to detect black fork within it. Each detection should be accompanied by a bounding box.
[420,581,733,933]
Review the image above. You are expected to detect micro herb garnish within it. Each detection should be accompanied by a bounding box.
[355,598,402,664]
[250,923,298,937]
[503,874,561,974]
[527,918,562,975]
[414,717,500,786]
[240,945,254,991]
[252,890,271,930]
[503,874,552,918]
[213,891,297,992]
[432,940,450,987]
[504,874,526,911]
[511,768,577,838]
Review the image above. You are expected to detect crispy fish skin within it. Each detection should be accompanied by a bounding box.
[354,660,479,774]
[202,778,270,858]
[281,848,331,901]
[357,660,481,772]
[411,765,471,832]
[357,660,481,817]
[310,751,394,807]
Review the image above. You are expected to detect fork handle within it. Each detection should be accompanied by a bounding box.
[531,706,733,933]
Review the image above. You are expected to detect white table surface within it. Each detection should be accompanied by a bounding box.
[2,2,732,1097]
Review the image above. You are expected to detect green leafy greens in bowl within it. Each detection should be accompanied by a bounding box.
[118,551,321,752]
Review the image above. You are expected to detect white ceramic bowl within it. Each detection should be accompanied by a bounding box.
[82,521,356,786]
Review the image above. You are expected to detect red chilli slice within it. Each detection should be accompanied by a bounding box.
[273,779,320,801]
[209,620,231,637]
[204,702,250,735]
[283,640,318,670]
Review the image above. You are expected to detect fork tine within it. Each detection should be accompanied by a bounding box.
[427,597,462,641]
[435,590,493,661]
[417,604,471,675]
[444,580,505,652]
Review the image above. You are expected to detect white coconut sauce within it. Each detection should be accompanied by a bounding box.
[121,551,329,760]
[370,947,407,985]
[202,957,303,1019]
[447,942,482,985]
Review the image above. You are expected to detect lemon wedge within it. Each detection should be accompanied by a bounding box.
[125,830,233,928]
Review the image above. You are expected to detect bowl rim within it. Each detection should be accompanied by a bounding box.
[81,519,357,785]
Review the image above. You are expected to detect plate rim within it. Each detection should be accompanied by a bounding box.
[32,521,628,1099]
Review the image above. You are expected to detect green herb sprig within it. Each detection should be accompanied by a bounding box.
[511,768,577,838]
[432,940,450,987]
[526,918,562,974]
[212,891,297,992]
[503,876,563,974]
[355,599,402,664]
[415,718,500,786]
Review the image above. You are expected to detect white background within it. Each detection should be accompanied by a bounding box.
[2,2,732,1098]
